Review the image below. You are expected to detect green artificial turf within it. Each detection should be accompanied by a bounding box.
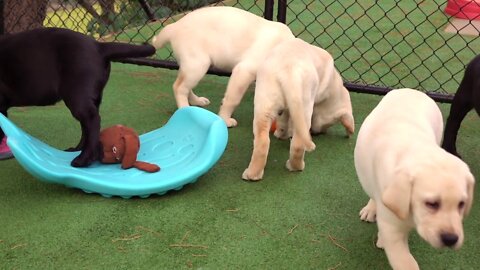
[1,64,480,269]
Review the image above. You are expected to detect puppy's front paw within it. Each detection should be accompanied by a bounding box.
[242,167,264,181]
[191,97,210,107]
[70,146,102,167]
[376,233,384,249]
[359,200,377,222]
[286,159,305,171]
[65,146,81,152]
[224,117,238,128]
[71,153,95,167]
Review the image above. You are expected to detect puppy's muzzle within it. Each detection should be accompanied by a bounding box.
[440,232,458,247]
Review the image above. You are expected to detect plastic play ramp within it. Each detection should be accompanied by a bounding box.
[0,107,228,198]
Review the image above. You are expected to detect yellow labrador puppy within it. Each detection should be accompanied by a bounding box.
[151,6,294,127]
[354,88,475,270]
[242,38,354,181]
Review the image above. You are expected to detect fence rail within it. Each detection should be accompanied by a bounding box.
[4,0,480,102]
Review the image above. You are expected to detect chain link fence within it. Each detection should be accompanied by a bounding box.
[4,0,480,102]
[283,0,480,102]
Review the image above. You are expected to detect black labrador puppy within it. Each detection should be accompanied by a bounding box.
[0,27,156,167]
[442,54,480,157]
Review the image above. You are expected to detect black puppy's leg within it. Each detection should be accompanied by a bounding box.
[65,124,86,152]
[472,76,480,117]
[66,100,102,167]
[442,85,472,158]
[65,86,106,153]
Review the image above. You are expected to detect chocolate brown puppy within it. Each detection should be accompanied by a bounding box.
[0,27,155,167]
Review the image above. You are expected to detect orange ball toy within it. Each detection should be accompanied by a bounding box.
[270,120,277,133]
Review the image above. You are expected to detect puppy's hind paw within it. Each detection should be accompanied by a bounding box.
[242,168,263,181]
[305,141,316,152]
[375,233,385,249]
[190,97,210,107]
[223,117,238,128]
[359,200,377,222]
[286,159,305,171]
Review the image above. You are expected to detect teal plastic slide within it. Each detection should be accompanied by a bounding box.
[0,107,228,198]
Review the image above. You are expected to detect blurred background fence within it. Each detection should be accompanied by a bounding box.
[2,0,480,102]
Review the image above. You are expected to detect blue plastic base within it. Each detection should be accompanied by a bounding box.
[0,107,228,198]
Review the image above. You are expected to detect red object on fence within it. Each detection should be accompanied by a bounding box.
[445,0,480,20]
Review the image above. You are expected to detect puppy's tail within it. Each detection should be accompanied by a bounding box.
[279,67,316,152]
[151,24,173,49]
[98,42,156,60]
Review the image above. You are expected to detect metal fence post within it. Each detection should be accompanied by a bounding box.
[277,0,287,23]
[264,0,274,21]
[137,0,156,21]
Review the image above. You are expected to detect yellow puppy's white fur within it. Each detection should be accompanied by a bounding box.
[151,6,294,127]
[354,88,475,270]
[242,38,354,181]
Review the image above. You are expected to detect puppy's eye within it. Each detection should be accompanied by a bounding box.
[458,201,465,210]
[112,146,117,154]
[425,201,440,210]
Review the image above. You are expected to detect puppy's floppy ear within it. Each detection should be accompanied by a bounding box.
[121,133,140,169]
[133,161,160,173]
[464,172,475,217]
[382,168,414,220]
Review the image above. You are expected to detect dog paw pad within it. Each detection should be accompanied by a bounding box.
[224,118,238,128]
[242,168,263,181]
[191,97,210,107]
[359,207,376,222]
[286,159,305,171]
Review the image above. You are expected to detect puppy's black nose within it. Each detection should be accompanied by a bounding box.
[441,233,458,247]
